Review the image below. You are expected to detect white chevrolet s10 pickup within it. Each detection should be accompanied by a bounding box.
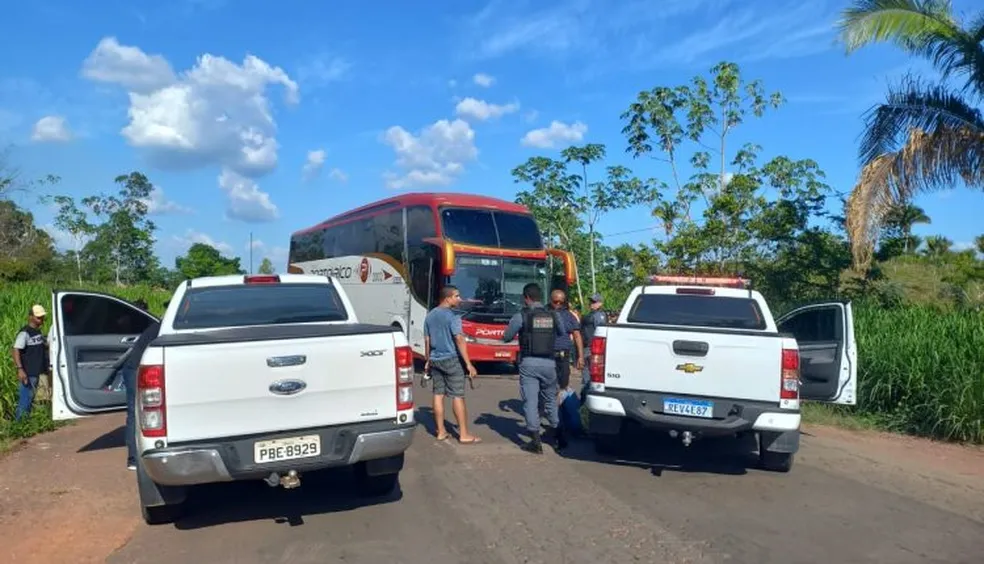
[584,275,857,473]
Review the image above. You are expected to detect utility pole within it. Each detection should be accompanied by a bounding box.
[249,231,254,274]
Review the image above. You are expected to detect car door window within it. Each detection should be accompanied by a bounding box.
[778,307,839,343]
[61,295,155,336]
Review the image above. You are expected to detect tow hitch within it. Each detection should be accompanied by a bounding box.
[264,469,301,489]
[669,430,695,447]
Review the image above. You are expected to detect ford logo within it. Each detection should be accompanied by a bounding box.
[269,379,307,396]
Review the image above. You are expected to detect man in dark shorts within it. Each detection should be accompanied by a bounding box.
[424,285,481,444]
[549,289,583,390]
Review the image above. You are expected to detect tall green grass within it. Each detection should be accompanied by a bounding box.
[0,281,170,421]
[849,304,984,443]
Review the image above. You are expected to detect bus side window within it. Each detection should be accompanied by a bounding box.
[408,244,437,308]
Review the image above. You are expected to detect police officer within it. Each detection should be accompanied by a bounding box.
[580,293,608,402]
[502,282,567,454]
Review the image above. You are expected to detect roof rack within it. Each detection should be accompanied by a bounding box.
[649,275,751,289]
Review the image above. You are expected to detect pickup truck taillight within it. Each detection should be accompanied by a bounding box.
[137,364,167,438]
[780,348,800,401]
[395,346,414,411]
[589,337,607,383]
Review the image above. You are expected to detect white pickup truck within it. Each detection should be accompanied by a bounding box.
[584,275,857,472]
[48,273,416,524]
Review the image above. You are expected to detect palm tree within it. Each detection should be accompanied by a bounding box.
[837,0,984,271]
[922,234,953,256]
[882,202,931,252]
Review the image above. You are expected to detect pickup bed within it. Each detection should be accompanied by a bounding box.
[584,277,857,472]
[49,273,416,524]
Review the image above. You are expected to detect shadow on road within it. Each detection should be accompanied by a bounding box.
[472,399,528,447]
[173,467,403,530]
[77,425,124,453]
[559,426,759,476]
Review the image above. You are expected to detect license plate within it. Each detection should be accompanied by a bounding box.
[254,435,321,464]
[494,351,511,358]
[663,398,713,418]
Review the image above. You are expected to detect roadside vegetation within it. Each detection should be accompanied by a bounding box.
[2,1,982,449]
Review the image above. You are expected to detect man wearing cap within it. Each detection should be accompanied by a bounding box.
[580,293,608,402]
[11,305,49,421]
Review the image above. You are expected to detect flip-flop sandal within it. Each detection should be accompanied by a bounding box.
[436,434,450,441]
[458,437,482,444]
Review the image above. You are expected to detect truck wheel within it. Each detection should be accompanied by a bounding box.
[759,450,794,473]
[141,502,184,525]
[355,465,399,497]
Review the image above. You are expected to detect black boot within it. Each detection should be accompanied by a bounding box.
[555,426,568,451]
[521,432,543,454]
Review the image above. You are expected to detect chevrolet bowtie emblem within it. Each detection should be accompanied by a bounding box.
[675,363,704,374]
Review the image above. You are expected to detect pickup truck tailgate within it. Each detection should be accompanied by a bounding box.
[160,326,400,443]
[604,326,783,403]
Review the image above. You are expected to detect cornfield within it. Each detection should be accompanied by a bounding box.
[0,281,171,420]
[850,304,984,443]
[1,282,982,443]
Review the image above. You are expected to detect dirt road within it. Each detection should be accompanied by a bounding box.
[2,377,982,564]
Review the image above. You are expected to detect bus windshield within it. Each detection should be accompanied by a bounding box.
[449,255,548,323]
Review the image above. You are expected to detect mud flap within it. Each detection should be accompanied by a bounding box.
[760,429,800,454]
[137,458,188,507]
[363,453,405,477]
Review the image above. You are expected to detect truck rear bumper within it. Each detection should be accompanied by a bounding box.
[141,420,415,486]
[585,389,800,436]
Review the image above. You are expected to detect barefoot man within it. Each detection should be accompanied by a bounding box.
[424,285,481,444]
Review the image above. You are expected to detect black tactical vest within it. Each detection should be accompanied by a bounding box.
[19,325,47,377]
[519,306,558,359]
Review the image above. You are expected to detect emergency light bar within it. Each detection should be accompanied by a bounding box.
[649,275,751,289]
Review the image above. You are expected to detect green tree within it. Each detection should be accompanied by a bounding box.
[82,172,159,285]
[176,243,245,279]
[837,0,984,271]
[974,234,984,255]
[0,200,56,281]
[882,202,931,254]
[923,234,953,257]
[51,195,94,283]
[619,62,839,275]
[560,144,657,295]
[258,257,275,274]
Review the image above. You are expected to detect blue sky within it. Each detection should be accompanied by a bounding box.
[1,0,981,271]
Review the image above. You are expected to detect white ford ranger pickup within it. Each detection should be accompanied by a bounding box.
[584,275,857,472]
[48,273,416,524]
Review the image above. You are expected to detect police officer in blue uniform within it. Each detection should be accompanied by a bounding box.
[580,293,608,402]
[502,282,567,454]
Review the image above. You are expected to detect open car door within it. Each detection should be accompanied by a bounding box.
[49,290,159,421]
[776,301,857,405]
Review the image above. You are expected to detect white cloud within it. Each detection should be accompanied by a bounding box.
[80,36,298,223]
[520,120,587,149]
[81,37,176,93]
[473,73,495,87]
[381,119,478,190]
[31,116,72,143]
[173,228,233,255]
[246,239,289,272]
[42,223,77,251]
[302,148,326,181]
[454,97,520,121]
[143,186,192,215]
[328,168,348,183]
[218,169,279,222]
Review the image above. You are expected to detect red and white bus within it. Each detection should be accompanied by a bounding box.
[287,192,578,364]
